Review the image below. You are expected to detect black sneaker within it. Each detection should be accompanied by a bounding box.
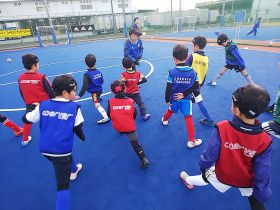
[140,157,149,169]
[265,105,274,114]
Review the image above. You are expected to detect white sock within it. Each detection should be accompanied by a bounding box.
[97,106,108,119]
[244,74,254,84]
[185,174,209,186]
[212,73,223,83]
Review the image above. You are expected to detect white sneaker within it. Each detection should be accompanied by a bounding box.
[97,117,110,125]
[70,163,83,180]
[187,139,202,148]
[161,117,168,126]
[21,136,32,147]
[211,81,217,86]
[180,171,194,190]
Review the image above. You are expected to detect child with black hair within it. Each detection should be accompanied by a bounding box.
[131,17,142,37]
[247,17,262,36]
[18,53,55,146]
[185,36,214,126]
[121,57,150,120]
[180,84,272,210]
[162,44,202,148]
[107,80,149,169]
[75,53,109,124]
[124,29,143,69]
[0,114,23,136]
[23,74,85,210]
[209,33,254,86]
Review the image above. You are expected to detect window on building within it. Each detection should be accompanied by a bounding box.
[14,2,22,6]
[62,1,68,4]
[36,7,44,12]
[118,0,128,8]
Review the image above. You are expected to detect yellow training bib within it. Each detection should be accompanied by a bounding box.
[191,53,209,85]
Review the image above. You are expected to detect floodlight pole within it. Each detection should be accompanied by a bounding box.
[171,0,173,29]
[43,0,57,44]
[179,0,182,17]
[122,0,128,37]
[111,0,116,34]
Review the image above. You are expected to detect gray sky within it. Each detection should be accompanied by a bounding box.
[132,0,208,12]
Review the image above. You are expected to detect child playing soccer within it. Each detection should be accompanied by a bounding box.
[121,57,150,120]
[23,75,85,210]
[75,54,109,124]
[180,84,271,210]
[161,44,202,148]
[210,33,254,86]
[18,53,55,146]
[107,80,149,168]
[0,114,23,136]
[124,29,143,70]
[185,36,214,126]
[247,17,262,36]
[131,17,142,37]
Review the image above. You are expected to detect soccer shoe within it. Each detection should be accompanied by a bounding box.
[265,105,274,114]
[140,157,149,169]
[142,113,151,121]
[14,127,23,137]
[207,81,216,86]
[21,136,32,147]
[200,118,214,127]
[187,139,202,148]
[97,117,110,125]
[180,171,194,190]
[70,163,83,181]
[161,117,168,126]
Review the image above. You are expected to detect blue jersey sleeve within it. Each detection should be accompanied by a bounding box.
[229,46,245,67]
[167,71,173,83]
[124,40,135,62]
[252,144,272,203]
[137,39,143,58]
[199,128,221,172]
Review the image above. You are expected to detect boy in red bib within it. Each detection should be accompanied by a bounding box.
[107,80,149,169]
[121,57,150,121]
[18,54,54,146]
[0,114,23,136]
[180,84,271,210]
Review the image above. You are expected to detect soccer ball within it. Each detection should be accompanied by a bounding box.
[142,32,146,36]
[7,58,12,63]
[268,41,273,46]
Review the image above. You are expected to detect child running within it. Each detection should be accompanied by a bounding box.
[0,114,23,136]
[161,44,202,148]
[247,17,262,36]
[124,29,143,70]
[180,84,271,210]
[107,80,149,168]
[18,53,55,146]
[209,33,254,86]
[121,57,150,120]
[23,75,85,210]
[75,53,110,124]
[186,36,214,126]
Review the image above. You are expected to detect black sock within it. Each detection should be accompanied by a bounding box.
[248,196,265,210]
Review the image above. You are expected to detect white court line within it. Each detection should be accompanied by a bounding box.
[0,48,222,86]
[0,57,124,78]
[0,60,154,112]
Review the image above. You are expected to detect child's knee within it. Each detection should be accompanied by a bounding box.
[94,103,100,108]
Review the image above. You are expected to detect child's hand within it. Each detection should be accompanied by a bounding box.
[167,102,172,106]
[173,93,184,101]
[74,96,80,100]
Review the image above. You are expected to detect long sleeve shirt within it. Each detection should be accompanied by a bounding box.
[124,38,143,62]
[199,116,272,203]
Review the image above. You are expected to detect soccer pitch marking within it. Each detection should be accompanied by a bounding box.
[0,59,154,112]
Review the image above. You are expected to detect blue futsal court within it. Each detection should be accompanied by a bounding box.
[0,29,280,210]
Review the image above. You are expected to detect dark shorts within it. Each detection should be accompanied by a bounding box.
[91,90,102,104]
[224,64,245,72]
[44,155,72,191]
[26,104,37,113]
